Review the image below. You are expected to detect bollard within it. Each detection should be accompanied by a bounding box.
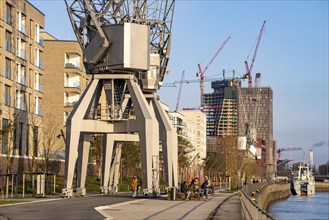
[171,187,176,200]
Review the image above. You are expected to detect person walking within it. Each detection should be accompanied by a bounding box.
[131,175,138,198]
[137,176,143,194]
[201,176,210,201]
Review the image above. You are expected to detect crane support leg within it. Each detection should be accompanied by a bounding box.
[76,134,91,196]
[63,79,100,197]
[101,134,115,194]
[127,79,160,196]
[151,98,178,188]
[112,143,122,193]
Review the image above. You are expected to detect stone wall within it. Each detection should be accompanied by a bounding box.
[255,183,291,210]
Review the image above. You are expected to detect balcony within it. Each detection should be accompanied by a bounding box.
[64,101,78,107]
[64,80,81,89]
[65,61,81,70]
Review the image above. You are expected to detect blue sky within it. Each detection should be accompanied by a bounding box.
[30,0,328,167]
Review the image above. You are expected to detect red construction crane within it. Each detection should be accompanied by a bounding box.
[175,70,185,112]
[277,147,303,160]
[245,20,266,88]
[197,36,231,105]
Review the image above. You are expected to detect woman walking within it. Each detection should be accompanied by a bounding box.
[131,175,138,198]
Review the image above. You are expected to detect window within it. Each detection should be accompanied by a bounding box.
[6,3,12,25]
[16,37,26,59]
[15,89,26,110]
[16,63,26,85]
[19,122,23,156]
[34,96,42,115]
[16,11,27,34]
[5,31,12,52]
[26,125,30,156]
[16,37,21,56]
[5,58,11,79]
[4,85,11,106]
[34,48,39,67]
[35,24,40,43]
[2,119,9,154]
[33,126,39,157]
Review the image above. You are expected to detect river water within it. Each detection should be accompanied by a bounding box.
[268,192,329,219]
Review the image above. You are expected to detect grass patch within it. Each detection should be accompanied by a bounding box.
[0,200,31,205]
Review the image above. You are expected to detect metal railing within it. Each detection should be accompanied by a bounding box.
[64,80,81,89]
[241,188,275,220]
[65,101,78,107]
[65,61,81,70]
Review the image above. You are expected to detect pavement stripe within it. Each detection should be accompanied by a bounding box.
[95,199,147,220]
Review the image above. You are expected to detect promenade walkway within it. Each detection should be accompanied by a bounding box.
[95,191,241,220]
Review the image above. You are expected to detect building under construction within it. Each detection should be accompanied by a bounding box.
[203,78,275,177]
[202,79,238,137]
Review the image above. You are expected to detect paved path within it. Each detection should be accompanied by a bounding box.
[95,192,241,220]
[0,192,241,220]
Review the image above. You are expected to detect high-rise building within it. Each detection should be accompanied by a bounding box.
[203,77,274,178]
[0,0,45,157]
[40,32,89,151]
[180,111,207,160]
[237,87,274,177]
[202,79,238,137]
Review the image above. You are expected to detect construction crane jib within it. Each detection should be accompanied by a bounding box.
[244,20,266,88]
[197,36,231,106]
[63,0,178,198]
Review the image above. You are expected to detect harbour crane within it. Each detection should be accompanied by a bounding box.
[175,70,185,112]
[63,0,177,198]
[244,21,266,88]
[277,147,303,160]
[197,36,231,107]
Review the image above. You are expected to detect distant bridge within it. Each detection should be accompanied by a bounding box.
[314,174,329,182]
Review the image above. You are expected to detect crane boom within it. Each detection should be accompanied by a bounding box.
[277,147,303,160]
[245,20,266,88]
[198,36,231,106]
[175,71,185,112]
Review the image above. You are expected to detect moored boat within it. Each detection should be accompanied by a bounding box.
[293,163,315,196]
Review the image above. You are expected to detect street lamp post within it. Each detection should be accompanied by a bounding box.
[187,153,200,181]
[208,159,218,180]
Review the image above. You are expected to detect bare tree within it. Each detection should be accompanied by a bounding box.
[39,114,61,175]
[89,134,103,179]
[1,109,18,174]
[26,109,43,174]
